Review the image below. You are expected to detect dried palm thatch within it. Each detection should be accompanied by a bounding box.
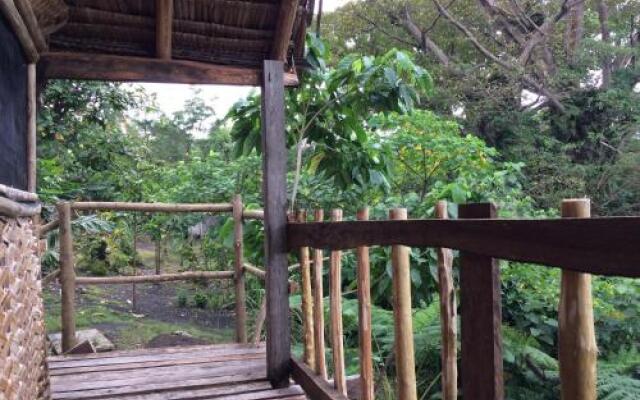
[29,0,311,67]
[0,217,50,400]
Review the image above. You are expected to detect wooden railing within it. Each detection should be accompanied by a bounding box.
[287,199,640,400]
[48,197,265,353]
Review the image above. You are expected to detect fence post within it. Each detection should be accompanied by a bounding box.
[297,210,315,367]
[155,238,162,275]
[57,202,76,352]
[559,199,597,400]
[459,202,503,400]
[330,209,347,396]
[389,208,417,400]
[435,201,457,400]
[312,209,328,379]
[356,208,374,400]
[233,194,247,343]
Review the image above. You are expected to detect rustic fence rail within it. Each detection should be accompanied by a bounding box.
[290,198,636,400]
[48,198,265,352]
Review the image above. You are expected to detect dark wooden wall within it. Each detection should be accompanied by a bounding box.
[0,14,28,190]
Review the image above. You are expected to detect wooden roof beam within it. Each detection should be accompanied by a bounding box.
[38,52,299,86]
[270,0,298,61]
[155,0,172,59]
[0,0,39,61]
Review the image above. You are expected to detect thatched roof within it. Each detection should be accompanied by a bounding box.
[28,0,311,69]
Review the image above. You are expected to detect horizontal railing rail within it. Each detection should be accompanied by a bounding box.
[287,217,640,277]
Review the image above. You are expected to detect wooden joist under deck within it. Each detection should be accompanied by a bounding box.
[48,343,308,400]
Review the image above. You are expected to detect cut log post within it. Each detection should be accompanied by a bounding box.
[233,194,248,343]
[435,201,457,400]
[329,209,347,396]
[389,208,417,400]
[459,203,503,400]
[58,202,76,352]
[312,209,328,379]
[298,210,315,367]
[356,208,374,400]
[262,60,290,388]
[559,199,597,400]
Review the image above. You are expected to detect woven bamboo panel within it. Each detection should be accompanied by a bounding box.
[0,217,50,400]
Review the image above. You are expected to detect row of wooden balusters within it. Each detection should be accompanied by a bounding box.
[292,201,457,400]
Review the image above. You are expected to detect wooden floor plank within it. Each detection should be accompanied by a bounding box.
[48,342,265,363]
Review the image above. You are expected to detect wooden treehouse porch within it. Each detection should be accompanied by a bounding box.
[48,343,308,400]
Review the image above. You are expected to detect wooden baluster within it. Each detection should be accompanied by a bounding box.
[459,203,503,400]
[233,194,247,343]
[389,208,417,400]
[330,209,347,396]
[559,199,597,400]
[357,208,374,400]
[58,202,76,352]
[298,210,315,367]
[312,209,328,379]
[435,201,457,400]
[253,294,267,344]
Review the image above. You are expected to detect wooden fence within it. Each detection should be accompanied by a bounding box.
[288,198,639,400]
[48,197,265,353]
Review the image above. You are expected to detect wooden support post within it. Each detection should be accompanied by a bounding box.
[27,63,37,193]
[459,203,503,400]
[559,199,597,400]
[233,194,248,343]
[155,0,173,59]
[262,60,290,388]
[132,214,138,312]
[435,201,457,400]
[58,202,76,352]
[356,208,374,400]
[154,239,162,275]
[389,208,417,400]
[298,210,315,367]
[312,209,328,379]
[253,294,268,344]
[329,209,347,396]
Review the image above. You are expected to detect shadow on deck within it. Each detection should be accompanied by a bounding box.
[48,343,307,400]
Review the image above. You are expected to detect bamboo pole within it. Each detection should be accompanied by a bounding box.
[233,194,248,343]
[435,201,457,400]
[312,209,328,379]
[559,199,597,400]
[57,202,76,352]
[27,63,37,192]
[298,210,315,367]
[75,271,234,285]
[390,208,417,400]
[356,208,374,400]
[329,209,347,396]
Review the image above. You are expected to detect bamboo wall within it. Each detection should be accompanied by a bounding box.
[0,217,50,399]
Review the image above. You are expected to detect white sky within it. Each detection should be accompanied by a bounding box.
[136,0,354,129]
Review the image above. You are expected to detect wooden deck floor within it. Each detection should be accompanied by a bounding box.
[48,343,308,400]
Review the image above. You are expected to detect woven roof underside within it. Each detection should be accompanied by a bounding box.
[30,0,310,67]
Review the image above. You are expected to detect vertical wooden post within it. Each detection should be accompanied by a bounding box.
[154,238,162,275]
[559,199,597,400]
[233,194,248,343]
[389,208,417,400]
[132,214,138,312]
[298,210,315,367]
[459,203,503,400]
[27,63,37,193]
[435,201,457,400]
[329,209,347,396]
[58,202,76,352]
[253,294,268,344]
[312,209,328,379]
[155,0,173,59]
[261,60,290,388]
[356,208,374,400]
